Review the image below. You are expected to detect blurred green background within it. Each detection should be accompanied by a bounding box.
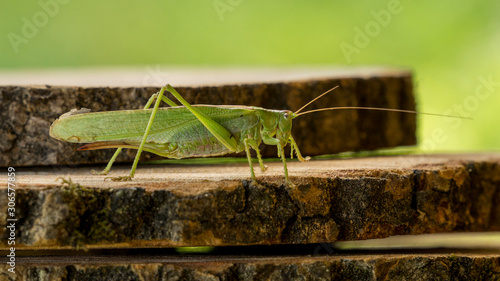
[1,0,499,152]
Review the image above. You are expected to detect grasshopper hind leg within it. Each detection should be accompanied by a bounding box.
[95,86,178,180]
[91,148,123,175]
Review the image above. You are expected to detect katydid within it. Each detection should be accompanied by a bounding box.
[49,84,460,184]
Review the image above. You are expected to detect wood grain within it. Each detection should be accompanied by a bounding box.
[1,153,498,250]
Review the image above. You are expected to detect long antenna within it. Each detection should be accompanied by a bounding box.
[296,107,472,119]
[294,85,471,119]
[294,86,339,114]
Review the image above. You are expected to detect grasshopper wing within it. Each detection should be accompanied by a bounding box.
[50,105,260,157]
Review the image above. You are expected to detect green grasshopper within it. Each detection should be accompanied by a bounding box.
[49,84,450,185]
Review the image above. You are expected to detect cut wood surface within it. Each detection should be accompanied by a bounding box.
[1,253,499,280]
[0,153,498,250]
[0,67,416,167]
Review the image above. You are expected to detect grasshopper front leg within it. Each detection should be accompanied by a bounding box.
[289,135,310,162]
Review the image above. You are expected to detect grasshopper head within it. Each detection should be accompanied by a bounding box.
[278,110,295,133]
[256,109,296,145]
[273,110,296,145]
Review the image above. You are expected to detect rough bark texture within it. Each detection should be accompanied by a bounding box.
[0,68,416,167]
[0,154,498,250]
[1,254,499,280]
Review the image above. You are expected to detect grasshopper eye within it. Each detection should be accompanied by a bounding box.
[284,113,289,119]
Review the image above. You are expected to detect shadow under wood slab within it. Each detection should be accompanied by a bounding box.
[0,153,499,250]
[0,67,415,167]
[1,254,499,280]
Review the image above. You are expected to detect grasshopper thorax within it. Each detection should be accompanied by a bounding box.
[255,108,296,146]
